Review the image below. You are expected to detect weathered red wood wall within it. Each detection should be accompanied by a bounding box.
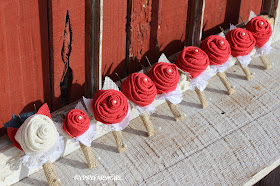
[203,0,262,39]
[102,0,128,81]
[0,0,50,127]
[101,0,189,80]
[128,0,189,73]
[48,0,86,110]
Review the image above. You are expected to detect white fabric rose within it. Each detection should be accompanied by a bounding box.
[15,114,59,154]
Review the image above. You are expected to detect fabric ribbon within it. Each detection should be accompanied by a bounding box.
[92,89,129,124]
[148,62,180,94]
[200,35,231,66]
[246,16,272,48]
[176,46,209,79]
[63,109,90,138]
[226,28,256,57]
[121,73,157,107]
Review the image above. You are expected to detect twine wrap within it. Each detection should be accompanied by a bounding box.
[176,46,209,79]
[195,87,208,109]
[217,72,236,95]
[140,114,156,137]
[63,109,90,138]
[92,89,129,124]
[226,28,256,57]
[237,60,253,80]
[121,73,157,107]
[246,16,272,48]
[148,62,180,94]
[166,100,185,121]
[15,114,58,155]
[79,142,97,169]
[112,131,127,153]
[42,162,62,186]
[260,54,272,69]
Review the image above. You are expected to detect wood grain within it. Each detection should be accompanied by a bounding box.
[101,0,127,81]
[0,0,49,127]
[48,0,86,110]
[85,0,102,97]
[203,0,262,39]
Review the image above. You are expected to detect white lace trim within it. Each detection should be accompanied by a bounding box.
[134,103,156,115]
[188,69,211,91]
[237,55,252,67]
[72,124,97,146]
[83,97,130,131]
[155,83,183,105]
[218,32,226,38]
[255,40,272,57]
[22,135,64,169]
[210,56,233,74]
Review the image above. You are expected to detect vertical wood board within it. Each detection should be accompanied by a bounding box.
[203,0,262,39]
[0,0,49,127]
[48,0,86,110]
[101,0,127,81]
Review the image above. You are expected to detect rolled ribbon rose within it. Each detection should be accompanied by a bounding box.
[200,35,231,65]
[121,73,157,107]
[148,62,179,94]
[63,109,90,138]
[176,46,209,78]
[92,89,129,124]
[14,114,59,154]
[226,28,256,57]
[245,16,272,47]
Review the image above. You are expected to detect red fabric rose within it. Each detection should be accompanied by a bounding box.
[176,46,209,79]
[226,28,256,57]
[63,109,90,138]
[148,62,179,94]
[246,16,272,47]
[92,89,129,124]
[121,73,157,107]
[200,35,231,66]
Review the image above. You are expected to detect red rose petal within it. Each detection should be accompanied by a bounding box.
[121,73,157,107]
[148,62,180,94]
[246,16,272,47]
[201,35,231,66]
[176,46,209,79]
[92,89,129,124]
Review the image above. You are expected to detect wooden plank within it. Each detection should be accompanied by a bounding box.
[185,0,205,46]
[240,0,262,20]
[158,0,189,58]
[48,0,86,110]
[271,0,280,43]
[101,0,127,81]
[85,0,94,97]
[261,0,279,17]
[85,0,103,98]
[129,0,189,73]
[125,0,133,77]
[0,0,50,127]
[202,0,262,39]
